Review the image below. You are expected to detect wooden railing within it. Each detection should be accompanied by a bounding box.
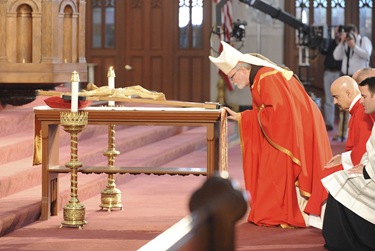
[139,173,248,251]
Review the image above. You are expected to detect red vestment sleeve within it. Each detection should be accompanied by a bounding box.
[347,101,373,165]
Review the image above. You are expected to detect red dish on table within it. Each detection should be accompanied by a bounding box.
[44,96,91,109]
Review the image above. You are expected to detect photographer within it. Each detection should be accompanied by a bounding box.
[333,24,372,76]
[332,24,373,141]
[321,26,342,132]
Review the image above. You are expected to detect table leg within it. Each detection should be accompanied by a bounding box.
[41,123,60,220]
[206,122,220,177]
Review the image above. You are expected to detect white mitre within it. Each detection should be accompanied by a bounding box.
[209,41,293,80]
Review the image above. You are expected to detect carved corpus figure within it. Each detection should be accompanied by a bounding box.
[81,83,166,101]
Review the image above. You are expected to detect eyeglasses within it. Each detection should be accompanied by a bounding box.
[229,69,239,81]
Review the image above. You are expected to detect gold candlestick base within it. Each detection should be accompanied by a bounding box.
[100,185,123,212]
[59,111,88,228]
[100,169,123,212]
[100,124,123,211]
[60,201,87,229]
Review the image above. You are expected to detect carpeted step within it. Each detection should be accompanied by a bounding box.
[0,124,115,165]
[0,100,121,163]
[0,107,35,138]
[0,125,181,199]
[0,94,58,138]
[113,126,207,167]
[0,125,224,237]
[60,125,184,166]
[0,130,34,165]
[54,127,213,212]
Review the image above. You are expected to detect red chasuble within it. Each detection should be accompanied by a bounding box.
[304,99,373,216]
[239,67,332,227]
[345,101,373,163]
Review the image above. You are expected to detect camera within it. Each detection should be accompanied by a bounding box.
[346,32,356,42]
[338,25,347,34]
[338,25,356,42]
[231,19,247,42]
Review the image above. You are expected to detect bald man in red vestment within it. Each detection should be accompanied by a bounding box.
[306,73,374,229]
[325,76,372,174]
[209,41,332,228]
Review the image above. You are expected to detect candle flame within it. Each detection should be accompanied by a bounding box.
[71,71,80,82]
[107,66,116,78]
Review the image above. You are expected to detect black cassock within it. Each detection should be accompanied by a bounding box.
[322,194,375,251]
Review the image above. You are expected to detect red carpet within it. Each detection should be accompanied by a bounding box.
[0,144,332,251]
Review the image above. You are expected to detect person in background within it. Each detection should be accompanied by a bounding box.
[352,67,375,84]
[321,26,342,131]
[322,76,375,251]
[209,41,332,228]
[333,24,373,141]
[305,75,373,229]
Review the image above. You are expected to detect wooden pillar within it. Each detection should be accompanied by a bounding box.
[0,1,7,62]
[41,0,59,63]
[78,0,87,63]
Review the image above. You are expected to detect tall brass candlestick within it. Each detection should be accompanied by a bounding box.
[60,111,88,228]
[107,66,115,106]
[100,124,123,211]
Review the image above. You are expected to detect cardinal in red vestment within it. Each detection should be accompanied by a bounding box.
[209,41,332,228]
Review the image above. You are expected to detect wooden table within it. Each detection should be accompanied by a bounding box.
[33,106,227,220]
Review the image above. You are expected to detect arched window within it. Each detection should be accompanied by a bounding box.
[178,0,203,48]
[92,0,115,48]
[331,0,345,26]
[359,0,372,37]
[296,0,310,24]
[294,0,372,37]
[313,0,327,25]
[312,0,346,38]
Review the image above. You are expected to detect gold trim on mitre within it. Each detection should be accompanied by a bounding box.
[209,41,244,75]
[239,54,293,81]
[209,41,293,80]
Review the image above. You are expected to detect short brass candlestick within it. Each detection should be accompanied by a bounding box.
[100,124,123,211]
[60,111,88,228]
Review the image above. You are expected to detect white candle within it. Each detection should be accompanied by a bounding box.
[107,66,115,106]
[71,71,80,112]
[88,64,95,84]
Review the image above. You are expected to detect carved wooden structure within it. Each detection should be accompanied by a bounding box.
[0,0,87,106]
